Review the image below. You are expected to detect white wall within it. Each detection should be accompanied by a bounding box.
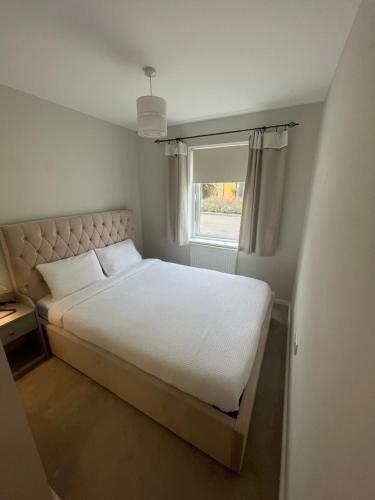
[137,103,322,300]
[0,85,142,292]
[0,343,53,500]
[286,1,375,499]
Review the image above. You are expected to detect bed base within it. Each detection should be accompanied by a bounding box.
[45,297,273,473]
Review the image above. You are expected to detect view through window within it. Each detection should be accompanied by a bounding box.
[193,182,244,241]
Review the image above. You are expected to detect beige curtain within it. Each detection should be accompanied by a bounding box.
[239,130,288,256]
[165,141,189,246]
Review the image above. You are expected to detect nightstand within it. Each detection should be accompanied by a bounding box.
[0,303,49,379]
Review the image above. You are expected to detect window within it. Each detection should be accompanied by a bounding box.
[193,182,244,241]
[190,143,247,245]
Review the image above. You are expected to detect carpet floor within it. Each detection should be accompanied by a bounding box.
[16,305,287,500]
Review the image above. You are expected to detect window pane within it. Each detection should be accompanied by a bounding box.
[197,182,244,240]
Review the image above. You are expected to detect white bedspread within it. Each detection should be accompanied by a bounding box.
[48,259,272,412]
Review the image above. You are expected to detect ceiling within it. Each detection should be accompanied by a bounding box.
[0,0,360,129]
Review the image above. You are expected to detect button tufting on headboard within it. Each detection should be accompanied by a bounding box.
[0,209,135,302]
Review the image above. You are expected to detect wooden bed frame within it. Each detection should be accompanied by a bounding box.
[0,209,273,473]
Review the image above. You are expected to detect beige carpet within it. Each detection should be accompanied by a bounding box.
[16,305,287,500]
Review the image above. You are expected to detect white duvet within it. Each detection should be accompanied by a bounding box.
[48,259,272,412]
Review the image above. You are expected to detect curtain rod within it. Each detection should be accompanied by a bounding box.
[154,121,299,144]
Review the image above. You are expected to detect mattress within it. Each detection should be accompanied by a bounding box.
[47,259,272,412]
[37,295,54,321]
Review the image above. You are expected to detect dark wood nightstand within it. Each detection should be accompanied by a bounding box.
[0,303,49,379]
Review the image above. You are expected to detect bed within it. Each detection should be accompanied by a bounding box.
[0,209,273,472]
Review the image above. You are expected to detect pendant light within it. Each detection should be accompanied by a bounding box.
[137,66,167,138]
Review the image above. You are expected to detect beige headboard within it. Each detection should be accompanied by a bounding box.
[0,209,135,302]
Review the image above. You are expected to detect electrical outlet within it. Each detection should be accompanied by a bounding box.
[293,329,299,355]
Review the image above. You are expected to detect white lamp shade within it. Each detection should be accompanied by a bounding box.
[137,95,167,138]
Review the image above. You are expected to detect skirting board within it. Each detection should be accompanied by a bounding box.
[278,300,292,500]
[44,297,273,473]
[274,298,290,307]
[50,488,60,500]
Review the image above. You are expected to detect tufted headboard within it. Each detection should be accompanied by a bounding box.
[0,209,135,302]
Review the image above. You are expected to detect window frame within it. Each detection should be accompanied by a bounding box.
[188,141,248,247]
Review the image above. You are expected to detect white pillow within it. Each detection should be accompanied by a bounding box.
[37,250,105,300]
[95,239,142,276]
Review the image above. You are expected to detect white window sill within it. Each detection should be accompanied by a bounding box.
[189,237,239,249]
